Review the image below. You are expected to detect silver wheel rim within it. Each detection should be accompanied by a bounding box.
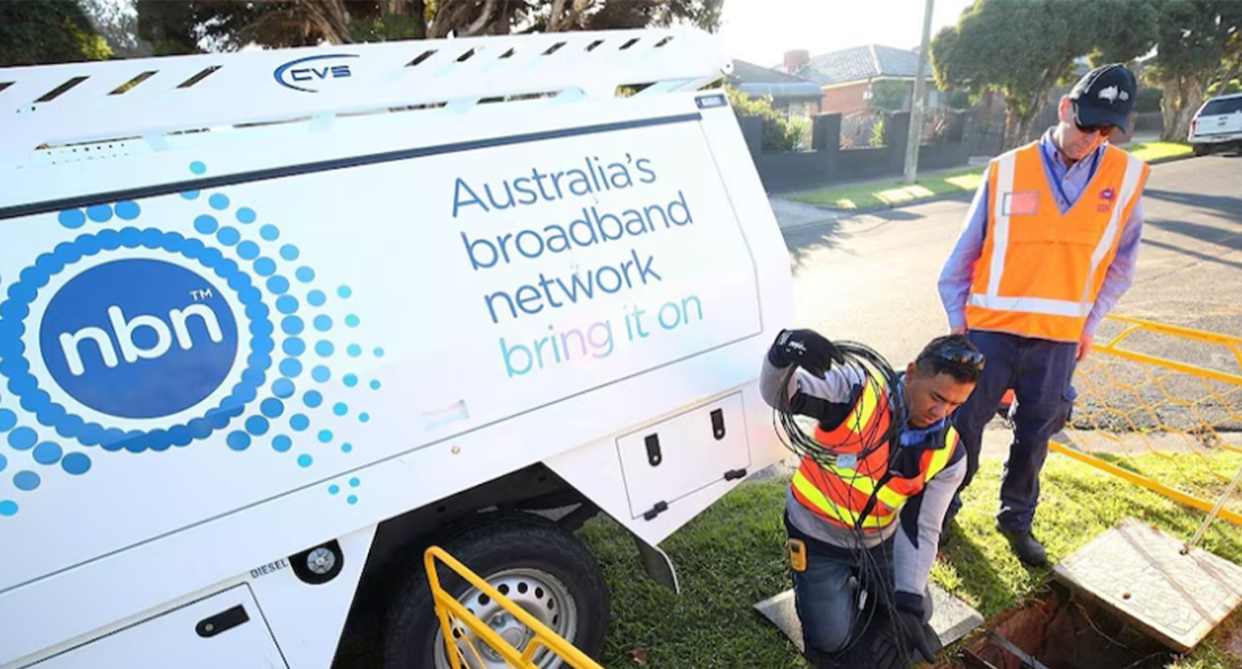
[433,567,580,669]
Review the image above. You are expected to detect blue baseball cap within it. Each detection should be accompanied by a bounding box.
[1068,63,1137,130]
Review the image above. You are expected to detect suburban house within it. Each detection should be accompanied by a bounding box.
[726,59,825,118]
[781,44,942,116]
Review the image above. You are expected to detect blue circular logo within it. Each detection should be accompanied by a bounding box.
[40,259,240,419]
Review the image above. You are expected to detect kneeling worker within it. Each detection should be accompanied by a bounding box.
[760,330,983,668]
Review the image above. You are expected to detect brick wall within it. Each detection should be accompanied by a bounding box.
[819,82,868,114]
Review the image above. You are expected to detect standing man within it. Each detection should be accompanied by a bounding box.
[938,63,1151,566]
[761,329,984,668]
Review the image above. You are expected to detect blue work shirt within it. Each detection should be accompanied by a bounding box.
[938,128,1145,337]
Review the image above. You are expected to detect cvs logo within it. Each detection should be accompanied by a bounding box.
[274,54,359,93]
[40,259,239,420]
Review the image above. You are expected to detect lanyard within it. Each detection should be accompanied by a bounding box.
[1042,138,1102,209]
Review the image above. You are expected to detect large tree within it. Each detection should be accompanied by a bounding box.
[80,0,153,59]
[931,0,1158,150]
[136,0,722,55]
[0,0,112,67]
[1146,0,1242,141]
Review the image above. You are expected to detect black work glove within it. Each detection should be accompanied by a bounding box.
[869,605,940,669]
[767,329,845,378]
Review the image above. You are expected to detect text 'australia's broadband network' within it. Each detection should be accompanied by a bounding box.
[454,154,693,324]
[451,153,706,378]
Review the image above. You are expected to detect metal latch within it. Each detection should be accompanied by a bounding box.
[724,468,748,481]
[710,408,726,440]
[645,434,661,466]
[642,501,669,521]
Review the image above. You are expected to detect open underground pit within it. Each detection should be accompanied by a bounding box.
[941,583,1178,669]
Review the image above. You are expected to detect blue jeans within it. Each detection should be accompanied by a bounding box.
[785,515,933,656]
[944,330,1078,533]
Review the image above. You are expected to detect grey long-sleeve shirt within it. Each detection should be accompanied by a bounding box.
[760,357,965,607]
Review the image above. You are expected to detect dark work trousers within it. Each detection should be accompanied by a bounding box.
[943,330,1078,533]
[784,513,933,667]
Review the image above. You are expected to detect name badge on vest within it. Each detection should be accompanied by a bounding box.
[1002,191,1039,216]
[836,454,857,470]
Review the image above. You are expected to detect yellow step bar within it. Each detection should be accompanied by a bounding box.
[425,546,607,669]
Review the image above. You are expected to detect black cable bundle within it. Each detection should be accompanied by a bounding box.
[771,340,918,666]
[771,340,904,467]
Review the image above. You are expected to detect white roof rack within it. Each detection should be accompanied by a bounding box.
[0,28,730,164]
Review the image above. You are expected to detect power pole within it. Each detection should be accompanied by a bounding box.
[903,0,936,185]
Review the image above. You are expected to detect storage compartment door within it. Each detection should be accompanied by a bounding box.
[616,393,751,520]
[27,585,287,669]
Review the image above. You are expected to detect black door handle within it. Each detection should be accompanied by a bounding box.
[196,604,250,638]
[645,434,662,466]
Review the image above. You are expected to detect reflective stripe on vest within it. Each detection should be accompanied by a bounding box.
[791,412,960,532]
[813,363,890,453]
[965,142,1150,342]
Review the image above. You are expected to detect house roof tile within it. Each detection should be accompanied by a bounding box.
[796,45,928,86]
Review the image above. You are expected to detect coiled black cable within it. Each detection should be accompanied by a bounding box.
[770,339,918,662]
[770,340,905,466]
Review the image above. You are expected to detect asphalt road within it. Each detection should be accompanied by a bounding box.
[778,154,1242,371]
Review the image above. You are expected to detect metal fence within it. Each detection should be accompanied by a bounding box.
[920,107,962,146]
[1050,315,1242,548]
[839,110,888,149]
[961,110,1005,156]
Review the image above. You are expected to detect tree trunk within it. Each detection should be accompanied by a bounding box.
[1000,65,1065,151]
[300,0,353,44]
[1160,76,1204,142]
[548,0,568,30]
[432,0,495,38]
[1003,108,1040,151]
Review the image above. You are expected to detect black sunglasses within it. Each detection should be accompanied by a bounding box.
[937,345,986,371]
[1075,121,1117,137]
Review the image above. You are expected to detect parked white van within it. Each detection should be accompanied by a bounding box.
[0,28,793,669]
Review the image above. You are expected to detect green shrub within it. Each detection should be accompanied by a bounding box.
[725,85,810,152]
[871,118,887,147]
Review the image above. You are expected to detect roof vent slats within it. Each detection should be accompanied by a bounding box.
[406,50,437,67]
[36,76,89,103]
[109,71,158,96]
[177,66,221,89]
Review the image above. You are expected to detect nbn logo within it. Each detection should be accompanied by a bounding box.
[40,259,239,420]
[274,54,358,93]
[58,303,225,376]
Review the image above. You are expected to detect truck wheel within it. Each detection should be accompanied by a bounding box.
[383,512,610,669]
[1193,143,1210,156]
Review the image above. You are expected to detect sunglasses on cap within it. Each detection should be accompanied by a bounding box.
[1075,121,1117,138]
[937,345,986,371]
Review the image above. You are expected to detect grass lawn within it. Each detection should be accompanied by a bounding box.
[1124,140,1194,163]
[577,453,1242,669]
[788,168,983,211]
[785,140,1193,212]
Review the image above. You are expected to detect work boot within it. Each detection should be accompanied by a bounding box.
[998,526,1048,566]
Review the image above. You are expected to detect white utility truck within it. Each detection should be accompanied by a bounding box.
[0,27,794,669]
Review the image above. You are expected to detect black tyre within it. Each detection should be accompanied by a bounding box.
[383,512,610,669]
[1193,143,1210,157]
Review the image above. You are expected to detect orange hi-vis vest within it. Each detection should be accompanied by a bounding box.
[790,372,958,532]
[965,141,1150,343]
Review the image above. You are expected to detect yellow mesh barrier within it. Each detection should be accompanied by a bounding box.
[424,546,607,669]
[1047,315,1242,545]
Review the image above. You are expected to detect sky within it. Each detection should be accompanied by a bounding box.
[716,0,979,67]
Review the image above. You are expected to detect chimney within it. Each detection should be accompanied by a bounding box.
[783,49,810,74]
